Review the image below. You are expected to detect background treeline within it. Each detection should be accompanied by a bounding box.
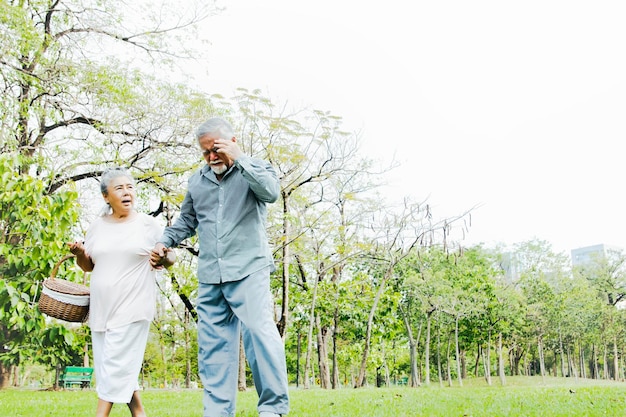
[2,0,625,391]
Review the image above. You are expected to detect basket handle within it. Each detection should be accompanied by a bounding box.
[50,254,76,279]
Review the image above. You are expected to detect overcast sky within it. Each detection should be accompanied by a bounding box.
[190,0,626,255]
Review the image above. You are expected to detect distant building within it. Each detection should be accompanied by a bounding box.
[571,244,623,267]
[499,251,521,283]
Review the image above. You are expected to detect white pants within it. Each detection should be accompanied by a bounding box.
[92,320,150,403]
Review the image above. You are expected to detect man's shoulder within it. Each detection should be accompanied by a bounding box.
[235,156,274,170]
[188,166,207,182]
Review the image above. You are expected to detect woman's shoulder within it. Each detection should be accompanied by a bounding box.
[137,212,159,224]
[87,215,106,230]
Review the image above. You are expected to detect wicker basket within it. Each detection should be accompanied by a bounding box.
[38,254,90,323]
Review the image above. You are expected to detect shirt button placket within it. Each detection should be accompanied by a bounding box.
[216,185,224,280]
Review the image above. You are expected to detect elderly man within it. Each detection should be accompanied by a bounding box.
[151,117,289,417]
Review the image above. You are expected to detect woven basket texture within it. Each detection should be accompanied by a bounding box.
[38,254,90,323]
[43,278,89,296]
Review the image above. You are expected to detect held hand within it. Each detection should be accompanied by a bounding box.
[159,248,176,269]
[150,243,175,269]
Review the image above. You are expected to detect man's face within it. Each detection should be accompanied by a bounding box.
[199,133,233,175]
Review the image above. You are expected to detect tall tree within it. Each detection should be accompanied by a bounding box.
[0,0,216,389]
[234,89,386,340]
[2,0,216,170]
[514,240,571,379]
[354,200,471,388]
[0,154,82,387]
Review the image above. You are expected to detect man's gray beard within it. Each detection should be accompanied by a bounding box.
[210,164,228,175]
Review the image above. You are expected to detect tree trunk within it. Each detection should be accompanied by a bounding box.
[296,331,302,388]
[331,305,339,389]
[400,305,420,388]
[303,269,321,389]
[473,344,481,378]
[484,330,492,386]
[446,330,453,387]
[603,343,609,380]
[614,336,620,381]
[559,331,566,377]
[436,320,443,387]
[315,315,331,389]
[510,343,524,376]
[497,332,506,386]
[455,316,463,387]
[303,327,313,388]
[537,335,546,381]
[238,332,247,391]
[277,194,290,337]
[11,366,19,388]
[83,341,90,368]
[579,340,586,379]
[408,338,419,387]
[424,312,431,385]
[160,338,167,388]
[380,342,391,387]
[355,270,391,388]
[567,346,578,379]
[54,365,61,390]
[592,343,599,379]
[185,310,191,388]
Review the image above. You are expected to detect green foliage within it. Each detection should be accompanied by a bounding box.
[0,0,219,388]
[0,153,83,371]
[2,0,625,392]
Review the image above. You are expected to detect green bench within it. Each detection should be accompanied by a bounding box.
[60,366,94,389]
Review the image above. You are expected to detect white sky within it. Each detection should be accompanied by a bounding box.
[190,0,626,255]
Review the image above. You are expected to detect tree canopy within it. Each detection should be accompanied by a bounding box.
[2,0,626,392]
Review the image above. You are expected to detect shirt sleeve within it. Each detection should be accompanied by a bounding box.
[144,213,164,244]
[83,216,99,258]
[234,156,280,203]
[159,189,199,247]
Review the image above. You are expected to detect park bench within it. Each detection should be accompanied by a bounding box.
[59,366,93,389]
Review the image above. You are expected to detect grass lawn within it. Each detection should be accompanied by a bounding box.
[1,376,626,416]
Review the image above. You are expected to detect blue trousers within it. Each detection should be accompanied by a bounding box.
[197,268,289,417]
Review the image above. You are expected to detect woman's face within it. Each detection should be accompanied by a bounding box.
[103,175,135,216]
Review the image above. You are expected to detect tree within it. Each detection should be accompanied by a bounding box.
[396,247,455,387]
[233,89,388,342]
[0,0,216,389]
[354,199,471,388]
[2,0,215,163]
[514,240,571,379]
[574,248,626,380]
[0,154,82,387]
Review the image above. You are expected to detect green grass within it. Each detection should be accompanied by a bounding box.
[2,377,626,416]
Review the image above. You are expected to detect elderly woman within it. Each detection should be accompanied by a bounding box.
[69,167,174,417]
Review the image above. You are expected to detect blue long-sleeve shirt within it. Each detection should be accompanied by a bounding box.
[159,156,280,284]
